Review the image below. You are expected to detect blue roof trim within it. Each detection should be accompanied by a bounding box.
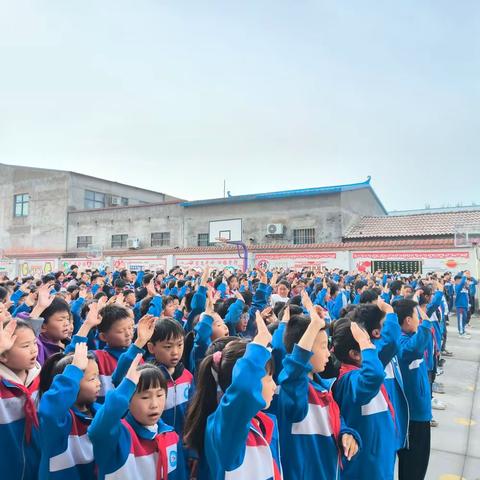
[181,178,374,207]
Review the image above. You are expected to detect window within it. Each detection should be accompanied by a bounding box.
[121,197,129,206]
[111,234,128,248]
[151,232,170,247]
[84,190,106,209]
[293,228,316,245]
[197,233,211,247]
[77,236,93,248]
[14,193,29,217]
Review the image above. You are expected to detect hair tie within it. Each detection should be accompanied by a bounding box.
[212,350,223,367]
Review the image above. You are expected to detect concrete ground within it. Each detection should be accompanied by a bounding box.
[420,314,479,480]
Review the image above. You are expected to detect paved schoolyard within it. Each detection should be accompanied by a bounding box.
[418,314,479,480]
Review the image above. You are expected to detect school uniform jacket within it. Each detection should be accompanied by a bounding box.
[38,364,99,480]
[373,312,409,451]
[397,320,434,422]
[333,350,396,480]
[88,378,185,480]
[204,343,283,480]
[0,362,41,480]
[275,345,361,480]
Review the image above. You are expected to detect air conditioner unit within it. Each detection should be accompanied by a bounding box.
[110,196,120,206]
[266,223,285,235]
[127,238,141,249]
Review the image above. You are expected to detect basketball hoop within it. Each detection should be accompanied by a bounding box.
[454,224,480,248]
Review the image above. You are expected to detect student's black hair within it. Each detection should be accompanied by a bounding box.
[339,304,357,318]
[123,289,135,297]
[283,314,328,353]
[390,280,403,296]
[329,282,339,297]
[354,280,367,293]
[215,297,236,319]
[167,280,176,290]
[277,304,303,322]
[331,317,359,365]
[241,290,253,306]
[272,301,286,318]
[204,336,239,356]
[213,276,223,290]
[360,289,379,304]
[162,295,175,309]
[38,350,97,399]
[114,279,127,290]
[347,304,385,338]
[226,276,237,286]
[149,318,185,344]
[267,321,281,335]
[394,299,418,326]
[289,295,302,306]
[184,340,272,454]
[94,291,108,301]
[120,269,129,280]
[177,279,186,289]
[98,304,131,333]
[142,273,154,286]
[2,318,35,336]
[136,364,168,394]
[0,286,8,302]
[41,297,70,323]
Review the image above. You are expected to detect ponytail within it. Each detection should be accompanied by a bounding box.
[184,339,248,454]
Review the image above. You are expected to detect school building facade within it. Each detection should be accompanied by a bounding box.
[0,163,479,280]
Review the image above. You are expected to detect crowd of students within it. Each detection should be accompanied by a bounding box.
[0,263,477,480]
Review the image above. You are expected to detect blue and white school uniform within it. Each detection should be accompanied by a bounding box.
[0,362,41,480]
[397,320,434,422]
[275,345,361,480]
[38,364,99,479]
[333,350,396,480]
[204,343,282,480]
[88,378,185,480]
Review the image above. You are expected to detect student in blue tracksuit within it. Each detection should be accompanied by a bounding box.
[38,343,100,480]
[353,281,368,305]
[275,291,360,479]
[332,318,396,480]
[184,313,280,480]
[349,300,408,453]
[88,354,185,479]
[466,271,478,316]
[454,273,470,338]
[0,319,41,480]
[394,299,434,480]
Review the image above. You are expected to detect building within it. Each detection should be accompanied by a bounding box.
[0,163,479,281]
[0,163,181,256]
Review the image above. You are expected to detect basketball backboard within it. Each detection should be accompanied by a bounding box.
[454,224,480,247]
[209,218,242,244]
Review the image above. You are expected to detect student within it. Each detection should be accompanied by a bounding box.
[270,280,291,307]
[394,299,435,480]
[38,343,100,480]
[184,313,280,480]
[0,319,41,480]
[88,354,185,479]
[67,304,135,400]
[147,318,194,436]
[29,285,71,365]
[352,281,368,305]
[276,291,360,479]
[454,273,470,339]
[348,301,408,453]
[332,318,396,480]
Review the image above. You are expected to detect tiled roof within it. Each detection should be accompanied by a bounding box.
[344,211,480,239]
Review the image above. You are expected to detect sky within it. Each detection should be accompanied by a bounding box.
[1,1,479,212]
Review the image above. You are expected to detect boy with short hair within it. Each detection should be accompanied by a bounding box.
[395,298,434,480]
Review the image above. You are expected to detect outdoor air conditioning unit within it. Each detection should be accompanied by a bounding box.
[266,223,285,236]
[127,237,141,249]
[110,196,121,206]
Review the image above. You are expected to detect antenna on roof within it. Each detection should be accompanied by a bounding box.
[223,179,226,198]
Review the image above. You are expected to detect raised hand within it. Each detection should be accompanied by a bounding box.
[281,303,291,323]
[0,319,17,355]
[72,342,89,371]
[233,290,245,302]
[201,265,210,287]
[350,322,373,350]
[205,290,215,316]
[115,293,125,305]
[146,278,157,297]
[135,314,156,348]
[85,302,102,328]
[125,353,143,385]
[252,310,272,347]
[376,297,393,314]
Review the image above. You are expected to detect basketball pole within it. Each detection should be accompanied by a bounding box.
[216,238,248,272]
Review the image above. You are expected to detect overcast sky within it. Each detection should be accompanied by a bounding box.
[1,1,479,211]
